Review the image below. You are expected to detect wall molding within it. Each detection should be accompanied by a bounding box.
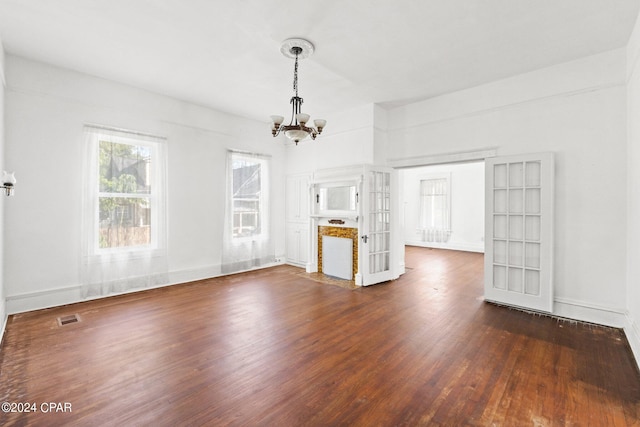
[387,81,624,134]
[388,148,497,168]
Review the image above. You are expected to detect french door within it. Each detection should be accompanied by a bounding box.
[484,153,554,313]
[360,167,396,286]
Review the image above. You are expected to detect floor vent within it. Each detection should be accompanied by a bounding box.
[57,314,80,326]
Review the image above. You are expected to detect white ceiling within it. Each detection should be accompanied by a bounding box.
[0,0,638,123]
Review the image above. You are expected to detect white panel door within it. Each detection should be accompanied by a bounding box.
[484,153,554,313]
[360,167,395,286]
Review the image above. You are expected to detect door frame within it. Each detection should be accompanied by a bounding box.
[391,148,555,315]
[390,148,497,292]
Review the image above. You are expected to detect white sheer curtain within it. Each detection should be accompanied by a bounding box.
[221,150,274,274]
[80,125,169,298]
[418,177,452,243]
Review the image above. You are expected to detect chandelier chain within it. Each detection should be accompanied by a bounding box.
[293,52,299,97]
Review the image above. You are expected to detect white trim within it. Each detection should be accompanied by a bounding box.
[482,296,628,329]
[624,314,640,371]
[388,148,497,168]
[285,260,307,268]
[0,312,7,347]
[405,240,484,253]
[84,123,166,141]
[386,81,624,134]
[5,259,287,315]
[227,148,272,159]
[553,297,627,327]
[7,284,84,314]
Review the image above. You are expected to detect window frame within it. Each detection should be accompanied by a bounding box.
[87,131,162,255]
[229,152,268,241]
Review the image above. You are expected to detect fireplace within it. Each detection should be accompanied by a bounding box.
[318,226,358,280]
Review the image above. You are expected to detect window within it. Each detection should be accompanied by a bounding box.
[231,155,263,238]
[419,175,451,242]
[98,139,153,249]
[81,125,168,297]
[221,150,273,274]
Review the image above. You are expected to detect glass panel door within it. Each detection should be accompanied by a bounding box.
[484,153,554,313]
[360,167,395,286]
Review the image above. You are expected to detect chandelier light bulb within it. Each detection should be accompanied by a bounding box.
[313,119,326,132]
[270,115,284,126]
[1,171,16,196]
[2,171,17,186]
[296,113,310,125]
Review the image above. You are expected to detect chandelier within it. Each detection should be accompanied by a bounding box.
[270,38,326,145]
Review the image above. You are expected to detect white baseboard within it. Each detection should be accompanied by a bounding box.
[6,258,286,315]
[624,314,640,372]
[7,284,84,314]
[167,264,222,286]
[405,240,484,253]
[285,260,306,268]
[553,297,627,327]
[0,310,7,348]
[306,261,318,273]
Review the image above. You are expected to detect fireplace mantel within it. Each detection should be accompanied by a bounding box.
[303,164,402,287]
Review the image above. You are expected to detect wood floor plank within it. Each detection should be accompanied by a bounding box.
[0,246,639,426]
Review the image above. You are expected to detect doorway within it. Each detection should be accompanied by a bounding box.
[396,152,554,314]
[398,161,485,256]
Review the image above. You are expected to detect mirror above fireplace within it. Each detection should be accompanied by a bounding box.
[316,181,358,218]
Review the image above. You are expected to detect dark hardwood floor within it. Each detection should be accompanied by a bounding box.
[0,246,639,426]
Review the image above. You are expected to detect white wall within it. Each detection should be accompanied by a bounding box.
[4,55,286,313]
[285,103,375,174]
[386,49,629,326]
[0,39,6,339]
[401,162,484,252]
[626,11,640,367]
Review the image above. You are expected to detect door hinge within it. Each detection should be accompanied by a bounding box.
[361,235,368,243]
